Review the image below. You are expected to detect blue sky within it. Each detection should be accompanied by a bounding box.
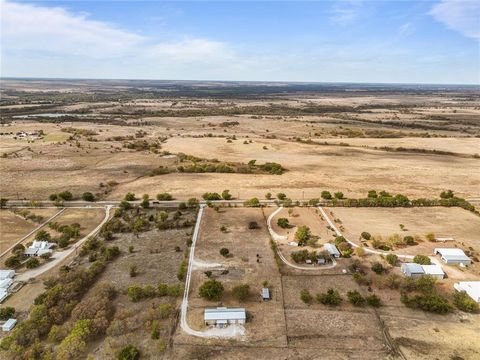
[1,0,479,84]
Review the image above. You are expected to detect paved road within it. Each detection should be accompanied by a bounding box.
[0,208,67,259]
[16,205,112,281]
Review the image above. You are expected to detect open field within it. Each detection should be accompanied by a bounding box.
[1,80,480,201]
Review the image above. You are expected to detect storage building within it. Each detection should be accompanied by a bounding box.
[401,263,425,278]
[323,243,340,258]
[204,307,246,327]
[0,270,15,280]
[262,288,271,301]
[2,319,17,332]
[454,282,480,303]
[421,265,445,279]
[434,248,471,265]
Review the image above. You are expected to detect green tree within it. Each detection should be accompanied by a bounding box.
[157,192,173,201]
[0,307,15,320]
[244,197,260,207]
[221,189,232,200]
[58,191,73,201]
[371,262,385,274]
[117,345,140,360]
[413,255,431,265]
[347,290,365,306]
[203,192,221,201]
[334,192,344,199]
[277,193,286,200]
[386,254,398,266]
[232,284,250,302]
[366,294,382,307]
[141,194,150,209]
[265,192,272,200]
[321,191,332,200]
[57,319,92,360]
[300,289,313,304]
[277,218,290,229]
[440,190,454,199]
[25,257,40,269]
[0,198,8,208]
[35,229,51,241]
[124,192,136,201]
[199,279,224,301]
[220,248,230,257]
[81,192,95,202]
[295,225,311,246]
[368,190,378,198]
[317,288,342,305]
[361,232,371,240]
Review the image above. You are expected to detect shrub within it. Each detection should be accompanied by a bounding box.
[454,291,479,313]
[371,262,385,274]
[401,293,452,313]
[177,260,187,281]
[403,236,415,245]
[25,257,40,269]
[117,345,140,360]
[81,192,95,202]
[58,237,70,248]
[127,286,144,302]
[425,232,435,242]
[58,191,73,201]
[300,289,313,304]
[40,252,52,260]
[321,191,332,200]
[119,200,131,210]
[308,198,320,206]
[199,279,224,301]
[277,193,287,200]
[157,192,173,201]
[317,288,342,306]
[248,221,259,229]
[366,294,382,307]
[203,192,221,201]
[187,198,199,208]
[232,284,250,301]
[413,255,431,265]
[244,197,260,207]
[220,248,230,257]
[221,190,232,200]
[265,192,272,200]
[334,192,344,199]
[49,193,58,201]
[277,218,290,228]
[361,232,371,240]
[386,254,398,266]
[124,192,136,201]
[0,307,15,320]
[347,290,365,306]
[129,265,137,277]
[352,273,371,286]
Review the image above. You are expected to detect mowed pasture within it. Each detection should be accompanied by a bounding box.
[0,208,59,254]
[175,207,288,349]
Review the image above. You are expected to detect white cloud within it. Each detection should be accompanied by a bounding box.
[0,0,231,62]
[329,0,364,26]
[430,0,480,39]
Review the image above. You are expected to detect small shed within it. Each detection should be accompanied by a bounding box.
[434,248,471,265]
[401,263,425,278]
[2,319,17,332]
[288,242,299,246]
[454,282,480,303]
[305,259,312,264]
[317,257,326,265]
[421,265,445,279]
[323,243,340,258]
[262,288,271,301]
[204,307,246,327]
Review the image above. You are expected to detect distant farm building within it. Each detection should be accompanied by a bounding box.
[454,282,480,303]
[401,263,445,279]
[323,243,340,258]
[434,248,471,265]
[204,307,246,327]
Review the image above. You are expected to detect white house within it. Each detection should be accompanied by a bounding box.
[2,319,17,332]
[25,241,55,257]
[454,282,480,303]
[434,248,471,265]
[323,243,340,258]
[204,307,246,327]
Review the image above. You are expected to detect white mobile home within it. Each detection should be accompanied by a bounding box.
[454,282,480,303]
[434,248,471,265]
[204,307,246,327]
